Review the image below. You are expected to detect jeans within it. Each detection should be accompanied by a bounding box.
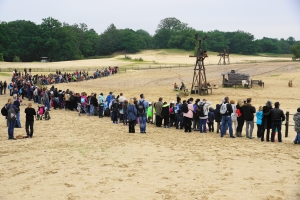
[38,96,41,104]
[89,105,94,116]
[129,120,135,133]
[193,118,199,130]
[99,106,104,117]
[16,112,21,127]
[44,100,50,110]
[221,116,233,137]
[245,121,254,138]
[4,87,6,94]
[199,118,207,132]
[257,124,263,138]
[184,117,192,132]
[139,115,147,133]
[294,133,300,144]
[175,114,183,129]
[8,120,16,139]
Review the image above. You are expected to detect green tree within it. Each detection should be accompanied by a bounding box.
[0,53,4,61]
[291,42,300,60]
[13,55,21,62]
[97,24,120,55]
[119,29,140,53]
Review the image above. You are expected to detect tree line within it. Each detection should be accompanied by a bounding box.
[0,17,299,62]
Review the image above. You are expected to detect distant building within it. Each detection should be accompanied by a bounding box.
[40,57,48,63]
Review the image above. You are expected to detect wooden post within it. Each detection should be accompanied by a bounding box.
[285,112,289,137]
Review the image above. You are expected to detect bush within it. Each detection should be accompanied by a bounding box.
[13,56,22,62]
[0,53,3,61]
[124,55,132,60]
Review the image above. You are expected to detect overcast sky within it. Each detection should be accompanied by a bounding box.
[0,0,299,40]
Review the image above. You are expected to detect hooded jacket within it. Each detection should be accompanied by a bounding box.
[208,107,215,122]
[264,107,285,122]
[256,111,263,125]
[214,104,222,123]
[198,100,212,119]
[293,112,300,133]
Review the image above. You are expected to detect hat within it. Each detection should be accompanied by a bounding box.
[149,102,152,105]
[297,108,300,112]
[171,101,175,104]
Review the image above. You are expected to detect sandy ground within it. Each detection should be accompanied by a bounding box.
[0,57,300,199]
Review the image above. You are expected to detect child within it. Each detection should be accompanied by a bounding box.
[214,104,221,134]
[169,102,175,127]
[208,107,215,132]
[256,106,263,139]
[24,102,36,138]
[147,102,153,123]
[293,107,300,144]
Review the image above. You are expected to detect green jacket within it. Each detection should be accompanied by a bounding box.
[147,106,154,117]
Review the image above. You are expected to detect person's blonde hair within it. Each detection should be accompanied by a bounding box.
[258,106,263,111]
[230,100,235,104]
[237,99,244,107]
[7,98,13,104]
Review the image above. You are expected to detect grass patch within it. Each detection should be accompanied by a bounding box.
[0,72,11,76]
[256,53,293,58]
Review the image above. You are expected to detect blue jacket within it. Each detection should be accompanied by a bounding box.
[127,104,137,121]
[208,107,215,122]
[256,111,263,125]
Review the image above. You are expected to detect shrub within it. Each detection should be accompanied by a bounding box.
[13,56,22,62]
[0,53,3,61]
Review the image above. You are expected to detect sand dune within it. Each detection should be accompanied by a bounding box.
[0,58,300,199]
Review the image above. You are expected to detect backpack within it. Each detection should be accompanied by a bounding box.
[175,103,181,114]
[220,103,228,114]
[137,100,145,115]
[1,105,7,116]
[236,108,242,117]
[197,103,206,117]
[181,103,188,113]
[7,106,16,121]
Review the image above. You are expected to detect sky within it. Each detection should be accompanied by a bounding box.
[0,0,299,40]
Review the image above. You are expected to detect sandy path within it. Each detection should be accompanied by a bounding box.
[0,61,300,200]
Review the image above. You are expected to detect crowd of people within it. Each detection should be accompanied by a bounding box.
[2,69,300,144]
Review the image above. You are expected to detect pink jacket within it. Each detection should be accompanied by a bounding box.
[183,103,194,118]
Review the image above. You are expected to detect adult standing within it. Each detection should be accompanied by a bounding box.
[214,104,222,134]
[293,108,300,144]
[236,99,245,137]
[230,100,238,136]
[13,94,21,128]
[0,81,3,95]
[154,97,163,127]
[64,90,70,110]
[262,100,272,142]
[89,93,98,116]
[264,102,285,142]
[242,98,256,139]
[198,99,212,133]
[137,94,149,133]
[220,96,235,138]
[43,89,51,111]
[3,81,7,94]
[175,97,183,129]
[127,99,137,133]
[24,102,36,138]
[6,98,19,140]
[98,93,105,118]
[183,98,193,133]
[192,99,200,131]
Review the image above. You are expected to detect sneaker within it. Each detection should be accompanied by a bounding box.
[230,136,236,138]
[249,137,254,139]
[293,141,297,144]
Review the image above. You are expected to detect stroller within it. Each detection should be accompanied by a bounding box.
[77,103,87,116]
[36,106,50,120]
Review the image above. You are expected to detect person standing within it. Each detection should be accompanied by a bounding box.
[24,102,36,138]
[127,99,137,133]
[13,94,21,128]
[220,96,235,138]
[98,93,105,118]
[236,99,245,137]
[43,89,50,111]
[264,102,285,142]
[242,98,256,139]
[183,98,193,133]
[0,81,3,95]
[137,94,149,133]
[214,104,222,134]
[175,97,183,129]
[161,102,170,128]
[230,100,238,136]
[192,99,200,131]
[256,106,264,140]
[3,81,7,95]
[262,100,273,142]
[6,98,19,140]
[154,97,163,127]
[198,99,211,133]
[64,90,70,110]
[293,108,300,144]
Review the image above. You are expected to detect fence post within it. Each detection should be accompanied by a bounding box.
[285,112,289,137]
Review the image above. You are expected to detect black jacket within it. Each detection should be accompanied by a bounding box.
[214,104,222,122]
[242,103,256,121]
[262,106,272,129]
[264,107,285,122]
[236,104,244,121]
